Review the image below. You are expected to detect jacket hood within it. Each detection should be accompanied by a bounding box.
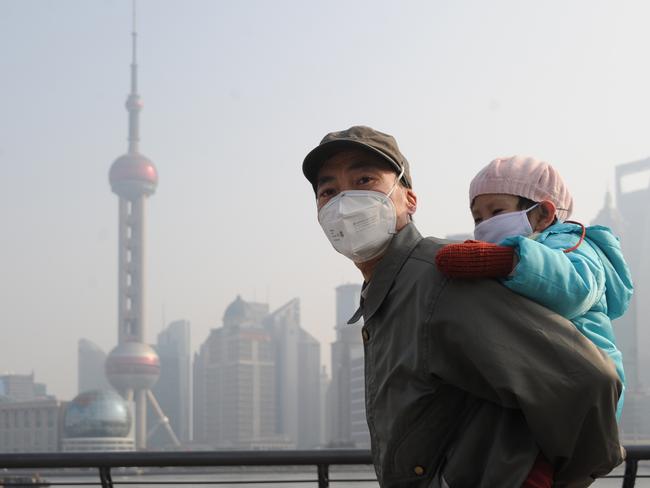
[544,223,634,320]
[583,225,634,319]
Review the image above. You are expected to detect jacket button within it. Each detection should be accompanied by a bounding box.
[413,465,425,476]
[361,328,370,342]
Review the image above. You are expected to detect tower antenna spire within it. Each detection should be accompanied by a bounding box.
[126,0,141,154]
[132,0,137,77]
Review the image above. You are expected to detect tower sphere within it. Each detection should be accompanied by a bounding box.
[105,342,160,392]
[109,153,158,199]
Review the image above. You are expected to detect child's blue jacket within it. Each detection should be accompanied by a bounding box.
[501,222,634,420]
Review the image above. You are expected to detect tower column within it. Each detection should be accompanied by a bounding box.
[135,389,147,449]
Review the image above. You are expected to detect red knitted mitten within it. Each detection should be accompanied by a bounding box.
[435,241,515,278]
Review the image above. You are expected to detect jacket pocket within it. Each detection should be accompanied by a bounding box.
[388,403,454,483]
[387,391,477,485]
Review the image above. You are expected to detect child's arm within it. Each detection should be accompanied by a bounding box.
[500,232,605,320]
[435,241,517,278]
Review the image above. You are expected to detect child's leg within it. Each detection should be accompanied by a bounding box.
[522,453,553,488]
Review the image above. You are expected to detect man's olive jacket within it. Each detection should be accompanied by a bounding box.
[353,224,623,487]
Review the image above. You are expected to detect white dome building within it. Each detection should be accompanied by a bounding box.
[61,390,134,452]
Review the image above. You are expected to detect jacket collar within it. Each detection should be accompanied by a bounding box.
[347,223,423,324]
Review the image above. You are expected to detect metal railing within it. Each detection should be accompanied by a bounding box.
[621,445,650,488]
[0,446,648,487]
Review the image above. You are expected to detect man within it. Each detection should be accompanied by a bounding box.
[302,126,623,487]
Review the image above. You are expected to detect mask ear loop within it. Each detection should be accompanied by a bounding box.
[387,166,406,198]
[562,220,586,253]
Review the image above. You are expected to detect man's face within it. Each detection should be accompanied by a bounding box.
[315,149,417,231]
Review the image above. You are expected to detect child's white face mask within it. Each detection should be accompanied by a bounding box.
[473,204,539,244]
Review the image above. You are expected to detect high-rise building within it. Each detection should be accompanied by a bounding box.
[193,296,322,449]
[77,339,111,394]
[319,366,329,446]
[349,349,370,448]
[327,283,368,447]
[264,298,321,448]
[193,297,276,448]
[149,320,192,447]
[613,160,650,390]
[104,7,176,449]
[600,158,650,440]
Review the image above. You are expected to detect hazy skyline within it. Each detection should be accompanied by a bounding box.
[2,0,650,399]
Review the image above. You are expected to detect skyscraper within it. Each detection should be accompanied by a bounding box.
[150,320,192,447]
[327,283,368,447]
[264,298,321,448]
[77,339,110,394]
[606,158,650,439]
[193,296,322,448]
[193,297,276,448]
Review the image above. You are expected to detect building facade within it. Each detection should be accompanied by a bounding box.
[77,339,111,394]
[194,297,276,448]
[264,298,321,448]
[0,373,47,402]
[61,390,134,452]
[600,158,650,440]
[194,296,322,449]
[0,398,63,453]
[327,283,369,447]
[149,320,192,447]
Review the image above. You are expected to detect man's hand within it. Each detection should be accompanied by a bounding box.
[435,240,516,278]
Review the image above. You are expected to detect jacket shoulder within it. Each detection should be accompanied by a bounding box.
[408,236,456,266]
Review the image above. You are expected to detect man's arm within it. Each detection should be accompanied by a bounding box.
[427,278,622,486]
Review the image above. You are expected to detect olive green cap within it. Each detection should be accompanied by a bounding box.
[302,125,412,192]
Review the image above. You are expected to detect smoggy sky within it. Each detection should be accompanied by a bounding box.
[2,0,650,399]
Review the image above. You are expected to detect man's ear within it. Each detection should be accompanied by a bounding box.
[406,189,417,215]
[533,200,556,232]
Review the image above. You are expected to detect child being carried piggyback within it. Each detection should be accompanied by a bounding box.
[435,156,633,486]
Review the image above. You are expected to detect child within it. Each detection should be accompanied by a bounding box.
[436,156,633,485]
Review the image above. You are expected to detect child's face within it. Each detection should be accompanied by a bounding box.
[470,193,522,226]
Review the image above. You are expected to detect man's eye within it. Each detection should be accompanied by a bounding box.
[318,188,335,200]
[492,208,504,216]
[356,176,372,185]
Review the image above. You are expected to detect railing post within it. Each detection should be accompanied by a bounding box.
[622,458,638,488]
[99,466,114,488]
[317,463,329,488]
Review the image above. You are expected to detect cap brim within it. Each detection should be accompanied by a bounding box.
[302,139,402,191]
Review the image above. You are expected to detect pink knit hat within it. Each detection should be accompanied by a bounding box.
[469,156,574,221]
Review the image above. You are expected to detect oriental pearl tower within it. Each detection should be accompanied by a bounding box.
[105,4,179,450]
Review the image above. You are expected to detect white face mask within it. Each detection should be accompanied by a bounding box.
[473,204,539,243]
[318,169,403,263]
